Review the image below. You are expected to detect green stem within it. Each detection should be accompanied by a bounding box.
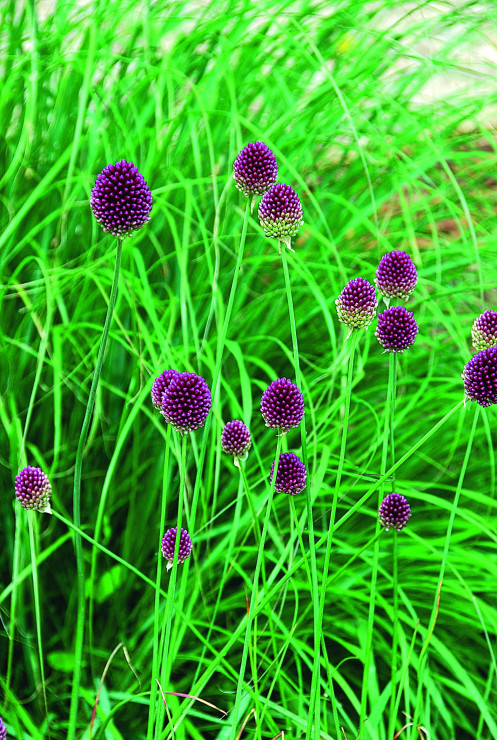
[28,515,48,721]
[147,425,172,740]
[228,436,282,740]
[413,403,480,730]
[155,433,187,739]
[68,238,123,740]
[309,329,358,740]
[360,351,396,739]
[388,530,399,737]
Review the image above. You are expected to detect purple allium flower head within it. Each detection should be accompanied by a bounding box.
[471,310,497,351]
[90,159,153,238]
[335,277,378,338]
[161,527,193,570]
[375,250,417,304]
[270,452,307,495]
[379,493,411,532]
[233,141,278,208]
[151,369,179,411]
[375,305,419,353]
[260,377,305,434]
[258,183,304,252]
[0,716,6,740]
[462,346,497,407]
[161,372,212,433]
[221,420,252,462]
[15,466,52,513]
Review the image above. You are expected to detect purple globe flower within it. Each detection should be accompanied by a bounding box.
[379,493,411,532]
[471,310,497,351]
[258,183,304,252]
[335,277,378,338]
[462,346,497,407]
[15,466,52,513]
[161,527,193,570]
[151,369,179,411]
[90,159,153,238]
[161,372,212,433]
[261,377,304,434]
[270,452,307,495]
[221,420,252,462]
[375,250,417,304]
[233,141,278,209]
[375,305,418,353]
[0,716,6,740]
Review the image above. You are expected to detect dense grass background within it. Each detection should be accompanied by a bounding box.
[1,0,497,738]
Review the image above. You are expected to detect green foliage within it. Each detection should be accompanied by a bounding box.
[1,0,497,738]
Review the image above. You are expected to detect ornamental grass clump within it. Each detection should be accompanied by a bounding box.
[161,527,193,570]
[379,493,411,531]
[375,250,417,304]
[161,371,212,433]
[151,369,179,411]
[233,141,278,210]
[221,420,252,462]
[462,346,497,407]
[258,182,304,252]
[90,159,153,238]
[15,466,52,513]
[335,277,378,338]
[471,310,497,351]
[270,452,307,494]
[261,377,304,434]
[375,305,419,353]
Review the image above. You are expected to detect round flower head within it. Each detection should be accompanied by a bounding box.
[471,310,497,351]
[375,250,417,304]
[233,141,278,211]
[161,527,193,570]
[151,369,179,411]
[161,372,212,433]
[335,277,378,338]
[15,466,52,513]
[375,305,419,353]
[90,159,153,238]
[261,377,304,434]
[462,346,497,407]
[270,452,307,495]
[379,493,411,532]
[0,716,6,740]
[258,183,304,253]
[221,420,252,463]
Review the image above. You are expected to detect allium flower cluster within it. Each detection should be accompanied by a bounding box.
[335,277,378,336]
[379,493,411,532]
[151,369,179,411]
[15,466,52,512]
[90,159,152,238]
[221,420,252,461]
[471,310,497,351]
[375,306,418,353]
[261,378,305,434]
[161,527,193,569]
[233,141,278,201]
[270,453,307,495]
[160,372,212,433]
[0,716,6,740]
[462,346,497,407]
[258,183,304,252]
[375,250,417,303]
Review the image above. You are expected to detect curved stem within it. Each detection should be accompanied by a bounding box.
[68,238,123,740]
[228,435,282,740]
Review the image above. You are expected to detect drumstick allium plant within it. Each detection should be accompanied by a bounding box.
[258,182,304,253]
[471,310,497,350]
[375,250,418,305]
[5,6,497,738]
[69,159,152,740]
[14,466,52,513]
[335,276,378,339]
